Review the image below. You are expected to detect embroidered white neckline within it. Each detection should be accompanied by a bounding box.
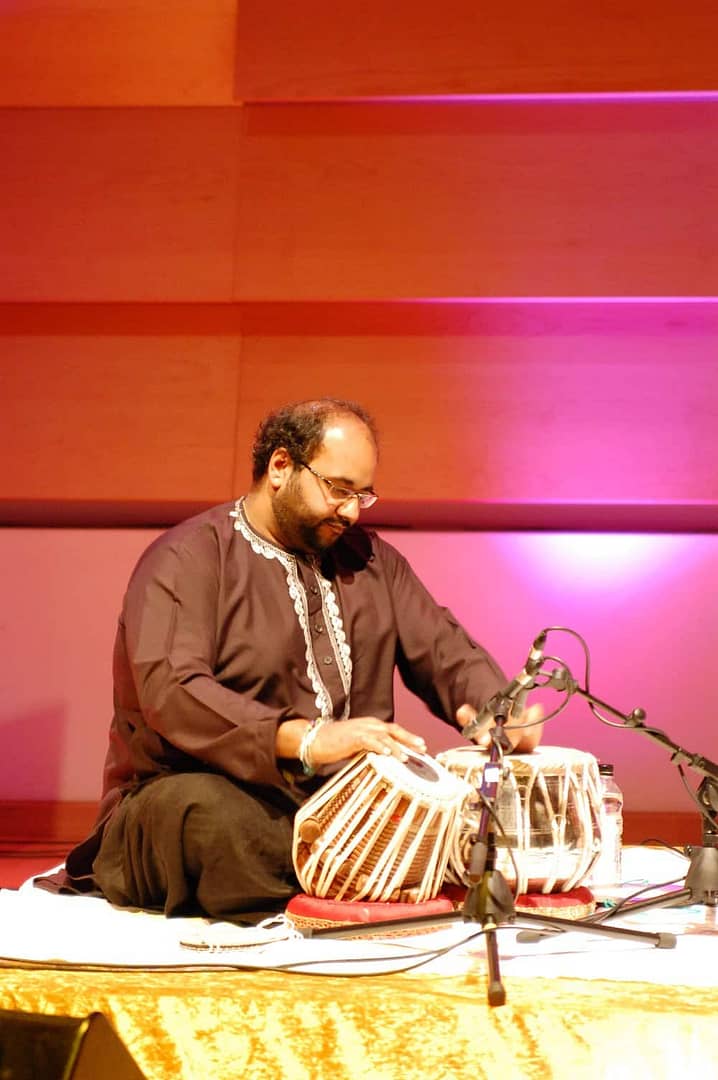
[230,498,352,723]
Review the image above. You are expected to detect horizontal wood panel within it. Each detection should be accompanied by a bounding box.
[0,1,237,106]
[2,299,717,521]
[6,299,716,339]
[3,100,717,303]
[3,3,718,106]
[5,499,718,534]
[233,300,718,505]
[237,100,718,299]
[0,303,248,337]
[0,108,239,302]
[0,339,239,502]
[0,802,97,848]
[622,814,702,848]
[237,1,718,100]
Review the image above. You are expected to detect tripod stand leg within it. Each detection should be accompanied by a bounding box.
[463,870,515,1005]
[514,909,676,947]
[484,922,506,1006]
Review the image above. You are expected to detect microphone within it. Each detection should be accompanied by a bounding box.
[461,631,547,741]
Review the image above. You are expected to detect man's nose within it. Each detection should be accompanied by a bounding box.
[339,497,361,524]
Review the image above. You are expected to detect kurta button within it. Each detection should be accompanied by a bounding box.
[310,585,319,594]
[322,656,332,665]
[315,624,324,634]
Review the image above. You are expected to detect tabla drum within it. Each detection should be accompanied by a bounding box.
[292,749,471,904]
[436,745,603,895]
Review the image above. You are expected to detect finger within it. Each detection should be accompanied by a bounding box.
[510,702,544,751]
[362,731,409,762]
[358,721,426,761]
[383,723,427,754]
[456,703,494,747]
[509,701,544,726]
[455,704,475,729]
[506,702,543,735]
[455,704,492,749]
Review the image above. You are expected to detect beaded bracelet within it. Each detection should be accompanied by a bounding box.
[299,720,322,777]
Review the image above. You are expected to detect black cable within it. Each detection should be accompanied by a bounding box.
[262,923,514,977]
[677,763,718,831]
[639,837,688,858]
[530,627,718,833]
[580,876,687,924]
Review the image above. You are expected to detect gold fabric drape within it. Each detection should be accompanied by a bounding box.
[1,965,716,1079]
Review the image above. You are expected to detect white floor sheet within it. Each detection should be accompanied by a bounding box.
[1,847,715,984]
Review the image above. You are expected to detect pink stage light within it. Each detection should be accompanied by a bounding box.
[500,532,694,591]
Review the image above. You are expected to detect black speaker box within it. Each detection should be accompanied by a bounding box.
[0,1008,146,1079]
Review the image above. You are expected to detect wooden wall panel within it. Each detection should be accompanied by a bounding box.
[0,1,238,106]
[0,108,239,302]
[236,1,718,100]
[232,301,718,512]
[3,2,718,106]
[2,300,717,527]
[1,8,716,530]
[0,337,239,505]
[236,101,718,299]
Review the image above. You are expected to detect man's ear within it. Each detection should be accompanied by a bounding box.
[267,447,294,492]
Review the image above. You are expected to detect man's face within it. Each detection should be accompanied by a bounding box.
[271,417,378,555]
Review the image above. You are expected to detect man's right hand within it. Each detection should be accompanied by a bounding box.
[310,716,427,766]
[276,716,427,769]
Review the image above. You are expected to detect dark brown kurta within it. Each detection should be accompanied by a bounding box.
[66,500,507,883]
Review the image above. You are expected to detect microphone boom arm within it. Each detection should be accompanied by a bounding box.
[565,679,718,786]
[545,664,718,848]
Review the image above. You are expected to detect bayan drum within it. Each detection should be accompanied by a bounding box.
[437,745,602,895]
[292,749,471,903]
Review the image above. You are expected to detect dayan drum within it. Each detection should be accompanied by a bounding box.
[436,745,603,895]
[292,749,471,904]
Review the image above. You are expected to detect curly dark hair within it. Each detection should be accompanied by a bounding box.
[251,398,378,482]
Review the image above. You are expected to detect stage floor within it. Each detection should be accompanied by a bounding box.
[0,847,716,1079]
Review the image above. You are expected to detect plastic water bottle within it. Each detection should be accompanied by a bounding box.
[591,763,624,888]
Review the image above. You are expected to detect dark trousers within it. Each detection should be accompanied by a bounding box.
[92,773,299,923]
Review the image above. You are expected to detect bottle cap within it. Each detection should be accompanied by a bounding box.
[598,763,615,777]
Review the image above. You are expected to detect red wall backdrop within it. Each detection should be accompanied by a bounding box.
[1,3,717,822]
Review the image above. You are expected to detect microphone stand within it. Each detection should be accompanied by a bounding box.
[460,696,516,1006]
[545,667,718,912]
[304,693,677,1007]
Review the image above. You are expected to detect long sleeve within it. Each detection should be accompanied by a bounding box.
[115,541,291,789]
[105,510,316,798]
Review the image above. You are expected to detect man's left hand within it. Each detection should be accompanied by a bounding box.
[455,701,544,753]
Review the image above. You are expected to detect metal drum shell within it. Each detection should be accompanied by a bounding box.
[437,745,603,895]
[292,749,471,903]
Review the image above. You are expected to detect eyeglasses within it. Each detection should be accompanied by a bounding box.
[299,462,378,510]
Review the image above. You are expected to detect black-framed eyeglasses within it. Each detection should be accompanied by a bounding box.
[299,462,378,510]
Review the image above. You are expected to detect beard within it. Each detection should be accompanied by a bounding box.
[272,477,350,555]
